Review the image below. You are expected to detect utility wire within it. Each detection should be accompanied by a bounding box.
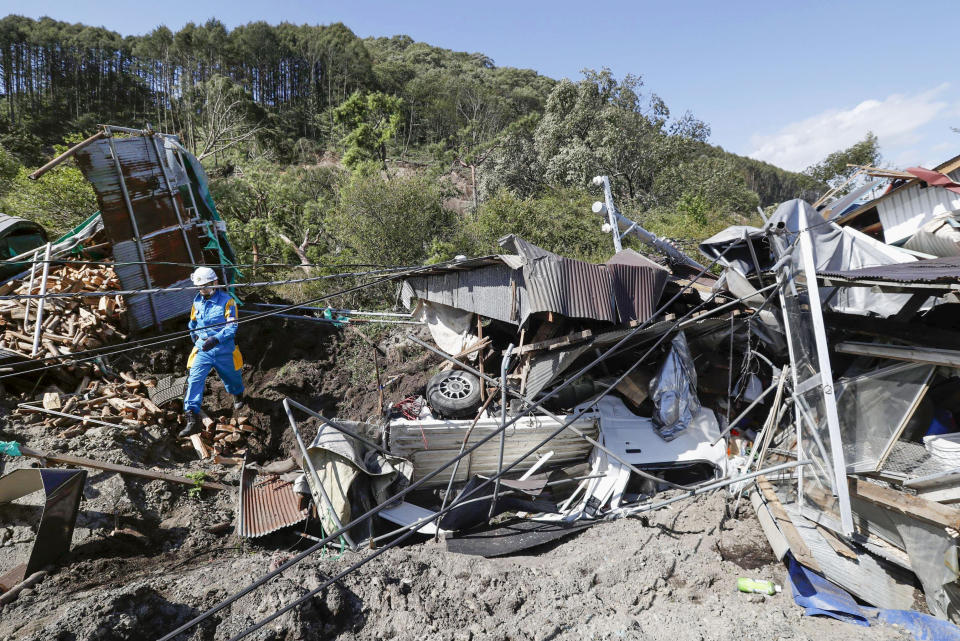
[0,260,449,380]
[157,243,739,641]
[4,257,406,270]
[0,265,420,301]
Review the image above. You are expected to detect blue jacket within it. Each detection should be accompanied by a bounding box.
[188,290,238,354]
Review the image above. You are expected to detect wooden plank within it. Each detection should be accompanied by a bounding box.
[42,392,61,410]
[816,524,859,560]
[849,478,960,530]
[756,476,821,572]
[835,341,960,369]
[513,328,594,355]
[17,445,228,490]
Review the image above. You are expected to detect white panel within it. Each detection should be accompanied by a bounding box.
[879,184,960,244]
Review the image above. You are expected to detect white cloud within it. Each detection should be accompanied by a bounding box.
[748,85,953,172]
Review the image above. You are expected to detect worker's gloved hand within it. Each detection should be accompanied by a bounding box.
[202,336,219,352]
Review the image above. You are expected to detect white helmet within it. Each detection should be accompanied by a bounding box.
[191,266,218,287]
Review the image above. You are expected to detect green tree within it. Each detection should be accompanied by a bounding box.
[474,187,611,262]
[326,172,456,266]
[803,132,881,195]
[333,91,404,171]
[210,161,342,269]
[1,164,97,235]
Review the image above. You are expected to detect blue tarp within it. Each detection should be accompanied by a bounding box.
[788,556,960,641]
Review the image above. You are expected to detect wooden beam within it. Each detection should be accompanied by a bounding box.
[756,476,821,572]
[849,478,960,530]
[18,446,228,491]
[513,328,595,355]
[835,341,960,368]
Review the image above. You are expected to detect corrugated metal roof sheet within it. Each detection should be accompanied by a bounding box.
[403,261,521,324]
[819,256,960,284]
[521,253,617,323]
[237,464,307,538]
[72,130,231,330]
[402,238,668,326]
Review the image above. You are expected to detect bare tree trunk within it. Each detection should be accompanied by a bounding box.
[277,232,314,274]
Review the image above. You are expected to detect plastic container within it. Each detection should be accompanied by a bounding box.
[737,578,781,595]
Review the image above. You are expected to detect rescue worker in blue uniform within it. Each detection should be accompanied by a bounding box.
[179,266,244,437]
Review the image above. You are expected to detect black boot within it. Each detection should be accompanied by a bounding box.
[178,410,199,438]
[232,394,247,418]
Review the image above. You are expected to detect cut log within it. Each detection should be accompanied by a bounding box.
[42,392,61,410]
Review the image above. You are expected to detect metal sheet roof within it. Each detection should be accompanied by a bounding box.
[877,182,960,245]
[402,238,668,326]
[237,464,307,538]
[72,129,232,330]
[819,256,960,285]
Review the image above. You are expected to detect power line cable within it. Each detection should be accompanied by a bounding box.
[0,260,450,380]
[157,243,742,641]
[0,265,422,301]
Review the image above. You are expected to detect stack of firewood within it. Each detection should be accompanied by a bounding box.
[15,373,171,436]
[3,260,257,465]
[0,263,126,361]
[183,413,255,465]
[13,371,257,465]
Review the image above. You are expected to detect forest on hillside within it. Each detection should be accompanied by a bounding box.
[0,15,870,275]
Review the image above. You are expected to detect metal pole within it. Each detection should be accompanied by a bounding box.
[743,228,766,287]
[797,204,854,535]
[22,248,38,332]
[490,344,514,518]
[283,399,356,550]
[104,130,161,327]
[30,243,51,357]
[595,176,623,252]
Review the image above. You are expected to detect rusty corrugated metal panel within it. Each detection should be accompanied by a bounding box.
[72,129,230,331]
[607,263,669,323]
[521,254,617,323]
[238,464,307,538]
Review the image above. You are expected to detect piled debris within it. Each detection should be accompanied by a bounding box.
[0,263,125,360]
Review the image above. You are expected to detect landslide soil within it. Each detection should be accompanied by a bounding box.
[0,318,916,640]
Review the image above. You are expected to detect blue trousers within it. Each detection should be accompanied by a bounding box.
[183,346,244,413]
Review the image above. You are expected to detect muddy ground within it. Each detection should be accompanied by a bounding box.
[0,318,918,640]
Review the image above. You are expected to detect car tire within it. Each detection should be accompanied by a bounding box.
[426,370,482,418]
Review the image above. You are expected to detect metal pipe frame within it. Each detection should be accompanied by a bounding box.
[283,399,356,551]
[29,243,51,357]
[104,130,161,327]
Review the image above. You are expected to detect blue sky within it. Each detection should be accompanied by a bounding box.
[9,0,960,172]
